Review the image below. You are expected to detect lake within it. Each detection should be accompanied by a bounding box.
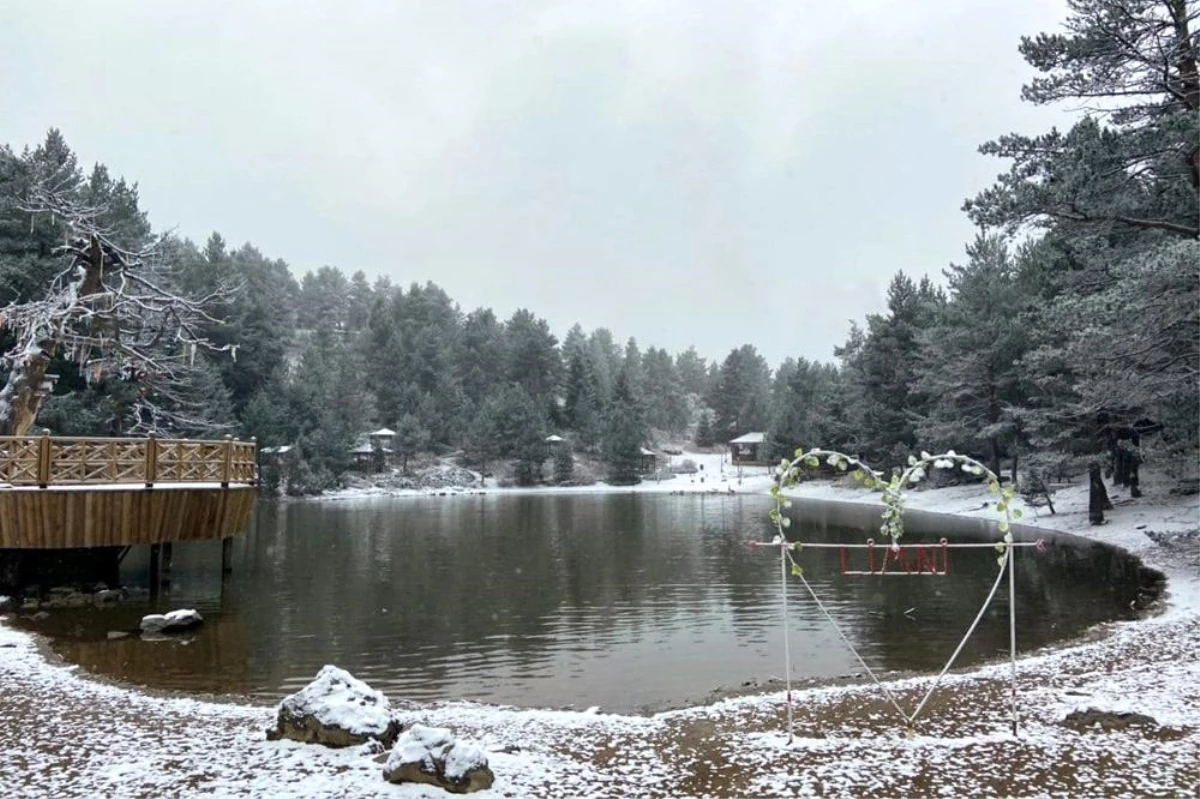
[21,493,1146,713]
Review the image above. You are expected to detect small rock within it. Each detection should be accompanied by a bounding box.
[107,631,130,640]
[140,609,204,634]
[266,665,401,748]
[358,739,386,757]
[1062,708,1158,733]
[42,590,92,609]
[382,724,494,794]
[30,611,50,621]
[94,589,126,606]
[20,598,39,612]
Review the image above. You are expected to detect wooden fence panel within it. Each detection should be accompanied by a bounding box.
[0,436,256,487]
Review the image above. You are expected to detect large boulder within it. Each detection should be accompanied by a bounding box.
[1062,708,1159,733]
[267,665,401,748]
[140,609,203,634]
[383,724,494,794]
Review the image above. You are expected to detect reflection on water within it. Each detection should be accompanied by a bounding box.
[24,494,1143,712]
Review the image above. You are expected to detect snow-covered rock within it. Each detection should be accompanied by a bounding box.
[139,609,203,634]
[1061,707,1161,733]
[0,595,13,612]
[267,665,401,748]
[382,724,494,794]
[416,464,479,490]
[93,588,125,605]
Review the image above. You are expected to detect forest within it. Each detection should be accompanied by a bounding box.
[0,1,1195,514]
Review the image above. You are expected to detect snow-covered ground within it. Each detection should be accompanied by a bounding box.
[320,451,778,501]
[1,466,1197,797]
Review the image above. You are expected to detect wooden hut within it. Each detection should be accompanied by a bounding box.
[639,447,658,474]
[728,432,766,465]
[369,427,396,451]
[544,434,566,459]
[350,428,398,471]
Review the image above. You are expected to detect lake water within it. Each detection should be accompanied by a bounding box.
[22,493,1146,713]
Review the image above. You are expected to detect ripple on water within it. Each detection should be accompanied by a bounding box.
[23,493,1147,713]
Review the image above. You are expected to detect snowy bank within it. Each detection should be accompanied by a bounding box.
[319,451,777,501]
[1,472,1196,796]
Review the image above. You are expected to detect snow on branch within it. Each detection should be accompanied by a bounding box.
[0,182,238,436]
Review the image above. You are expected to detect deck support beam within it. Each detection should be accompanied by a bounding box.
[221,537,233,574]
[160,542,173,589]
[148,544,161,599]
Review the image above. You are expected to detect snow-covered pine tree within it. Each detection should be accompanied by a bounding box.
[915,234,1029,479]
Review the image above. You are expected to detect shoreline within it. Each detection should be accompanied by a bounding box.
[2,475,1197,796]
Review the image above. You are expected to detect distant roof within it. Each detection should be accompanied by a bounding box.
[544,434,565,442]
[640,447,656,456]
[349,442,392,454]
[371,427,396,437]
[729,432,766,444]
[261,445,292,455]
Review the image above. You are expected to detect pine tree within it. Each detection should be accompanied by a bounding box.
[504,309,561,419]
[393,412,430,474]
[915,234,1029,476]
[553,440,575,484]
[835,272,944,466]
[695,410,715,448]
[474,384,546,486]
[767,358,844,460]
[708,344,772,442]
[675,346,709,397]
[563,348,602,448]
[603,369,645,485]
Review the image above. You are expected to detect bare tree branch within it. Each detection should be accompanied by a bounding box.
[0,181,237,436]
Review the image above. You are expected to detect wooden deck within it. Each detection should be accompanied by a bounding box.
[0,435,257,549]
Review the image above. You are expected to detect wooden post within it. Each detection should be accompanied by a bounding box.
[148,544,161,599]
[37,432,51,489]
[221,435,233,488]
[145,434,157,488]
[221,536,233,574]
[160,542,173,589]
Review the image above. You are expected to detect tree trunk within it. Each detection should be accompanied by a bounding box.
[1112,444,1129,487]
[988,436,1000,481]
[1169,0,1200,192]
[1010,450,1019,489]
[1129,430,1142,498]
[0,349,52,437]
[1088,463,1110,525]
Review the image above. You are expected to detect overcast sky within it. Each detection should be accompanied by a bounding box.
[1,0,1071,366]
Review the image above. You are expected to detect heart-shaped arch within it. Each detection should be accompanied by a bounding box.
[760,448,1033,742]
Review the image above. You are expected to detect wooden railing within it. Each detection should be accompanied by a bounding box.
[0,435,257,488]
